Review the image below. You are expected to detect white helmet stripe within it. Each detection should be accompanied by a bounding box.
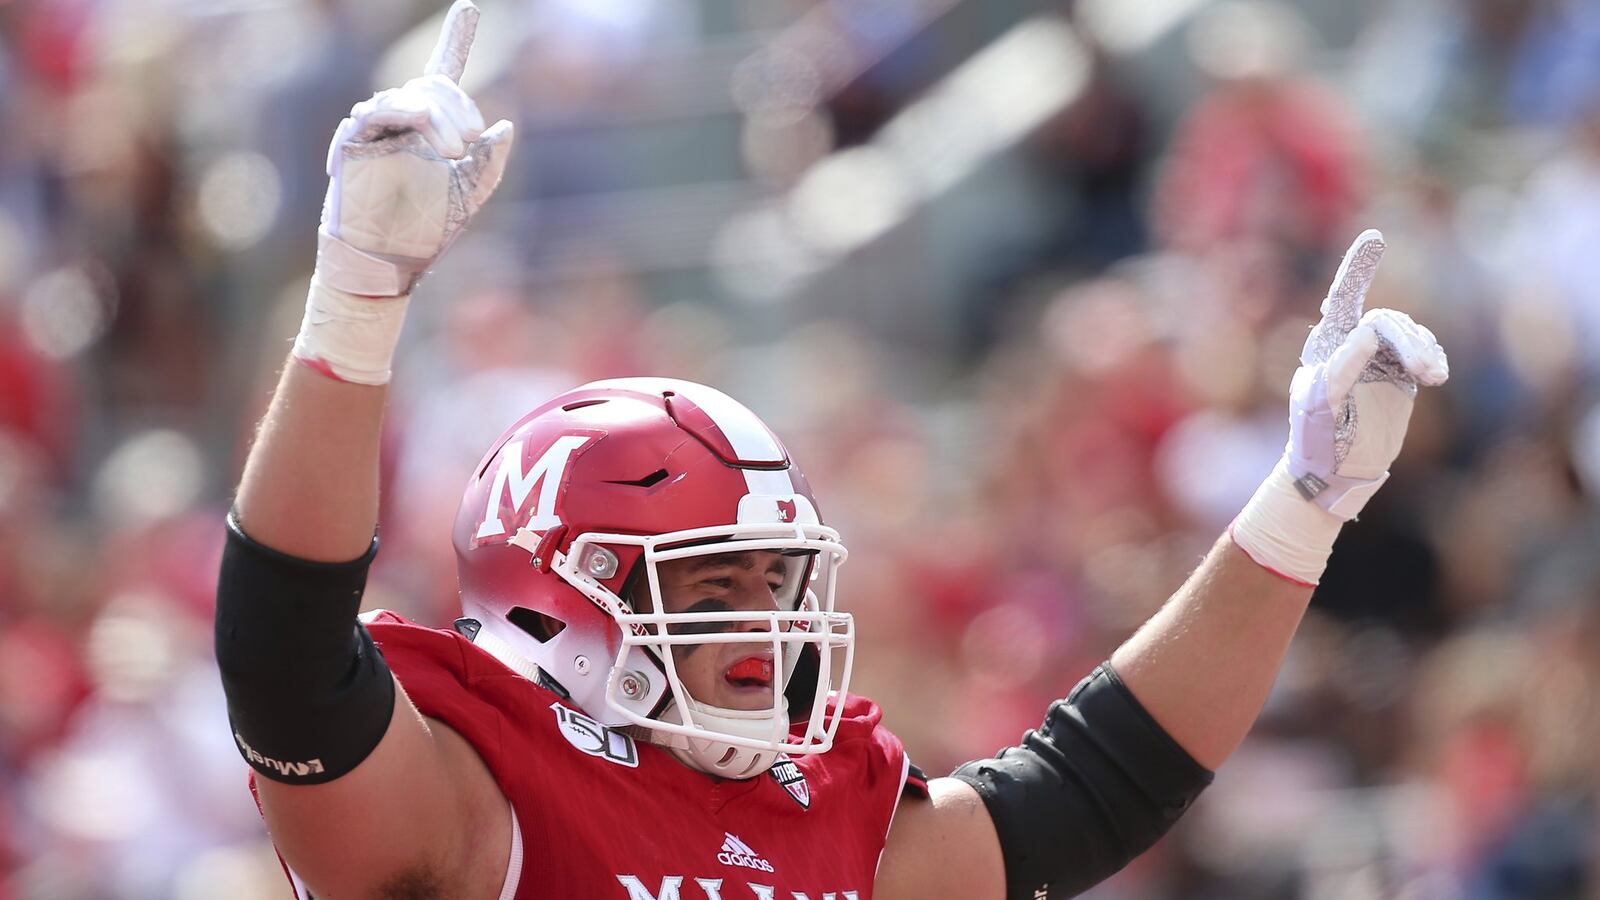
[677,383,786,463]
[661,381,795,496]
[581,378,796,495]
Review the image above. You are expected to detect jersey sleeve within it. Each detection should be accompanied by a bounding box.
[864,711,931,799]
[246,612,513,900]
[904,762,930,799]
[829,693,921,849]
[363,611,511,770]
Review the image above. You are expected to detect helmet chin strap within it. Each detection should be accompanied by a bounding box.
[464,618,543,682]
[650,697,787,781]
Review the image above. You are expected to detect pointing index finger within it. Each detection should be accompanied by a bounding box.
[1320,229,1386,332]
[1301,228,1387,366]
[425,0,480,84]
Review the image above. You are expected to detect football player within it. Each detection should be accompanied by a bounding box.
[214,4,1449,898]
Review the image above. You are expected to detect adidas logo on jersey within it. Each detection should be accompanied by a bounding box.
[716,833,774,873]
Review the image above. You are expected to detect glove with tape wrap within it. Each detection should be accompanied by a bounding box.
[293,0,515,385]
[1231,230,1450,585]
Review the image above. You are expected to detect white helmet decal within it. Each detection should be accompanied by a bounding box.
[474,434,593,541]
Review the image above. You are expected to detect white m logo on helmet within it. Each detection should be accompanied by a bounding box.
[476,434,593,540]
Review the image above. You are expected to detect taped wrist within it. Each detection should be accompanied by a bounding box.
[1230,458,1345,586]
[214,512,394,784]
[952,664,1213,899]
[291,230,415,386]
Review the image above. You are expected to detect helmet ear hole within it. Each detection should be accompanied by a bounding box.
[508,607,567,643]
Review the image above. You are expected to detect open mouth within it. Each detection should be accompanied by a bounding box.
[724,655,775,689]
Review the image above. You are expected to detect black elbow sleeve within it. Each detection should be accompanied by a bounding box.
[951,664,1213,899]
[214,513,394,784]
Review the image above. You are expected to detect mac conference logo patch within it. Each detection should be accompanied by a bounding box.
[768,757,810,809]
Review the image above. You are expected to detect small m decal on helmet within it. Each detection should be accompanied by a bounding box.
[776,499,797,523]
[476,434,594,541]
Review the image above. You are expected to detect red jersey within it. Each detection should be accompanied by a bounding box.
[264,612,921,900]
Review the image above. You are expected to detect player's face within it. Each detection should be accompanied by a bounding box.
[653,550,792,712]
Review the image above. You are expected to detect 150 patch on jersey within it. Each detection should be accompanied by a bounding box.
[553,703,639,767]
[768,757,810,809]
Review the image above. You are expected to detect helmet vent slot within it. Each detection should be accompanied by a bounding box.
[605,468,670,488]
[509,607,567,643]
[562,399,610,412]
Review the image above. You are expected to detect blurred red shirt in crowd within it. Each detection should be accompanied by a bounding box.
[1154,76,1364,258]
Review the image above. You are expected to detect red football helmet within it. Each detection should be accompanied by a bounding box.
[452,378,853,779]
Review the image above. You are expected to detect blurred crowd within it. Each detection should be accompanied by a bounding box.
[3,0,1600,897]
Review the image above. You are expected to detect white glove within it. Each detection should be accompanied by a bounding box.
[1232,230,1450,585]
[293,0,515,385]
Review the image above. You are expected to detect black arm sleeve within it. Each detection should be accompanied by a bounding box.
[214,512,395,784]
[950,663,1213,899]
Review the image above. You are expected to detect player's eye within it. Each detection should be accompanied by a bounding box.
[669,598,736,636]
[671,619,733,636]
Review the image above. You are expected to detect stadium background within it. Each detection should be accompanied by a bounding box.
[3,0,1600,896]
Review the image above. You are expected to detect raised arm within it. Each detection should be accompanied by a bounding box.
[877,231,1449,900]
[1116,230,1449,767]
[215,4,516,895]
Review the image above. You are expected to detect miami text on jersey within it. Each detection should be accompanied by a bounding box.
[615,878,862,900]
